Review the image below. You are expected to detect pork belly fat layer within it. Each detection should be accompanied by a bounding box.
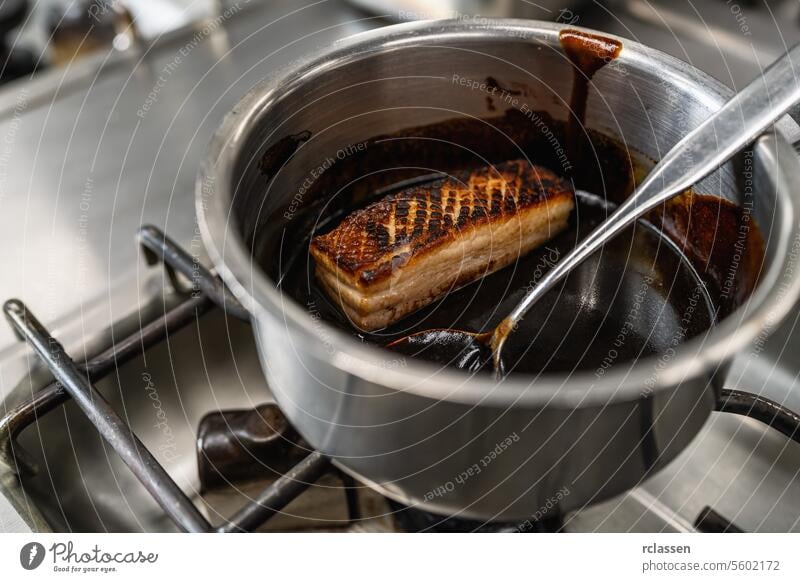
[310,160,574,330]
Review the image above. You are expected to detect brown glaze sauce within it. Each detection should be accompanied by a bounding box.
[559,29,623,163]
[650,192,765,315]
[257,130,311,181]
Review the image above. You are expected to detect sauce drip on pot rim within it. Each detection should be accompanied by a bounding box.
[559,29,623,164]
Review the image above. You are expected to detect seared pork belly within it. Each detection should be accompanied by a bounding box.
[310,160,574,330]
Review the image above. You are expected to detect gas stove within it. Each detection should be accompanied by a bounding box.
[2,0,800,533]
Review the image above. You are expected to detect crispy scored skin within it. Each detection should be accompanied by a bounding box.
[310,160,575,330]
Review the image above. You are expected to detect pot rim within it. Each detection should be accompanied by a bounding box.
[197,18,800,407]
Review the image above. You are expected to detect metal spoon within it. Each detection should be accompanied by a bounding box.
[388,43,800,377]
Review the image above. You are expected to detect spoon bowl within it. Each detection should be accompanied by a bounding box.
[386,329,494,374]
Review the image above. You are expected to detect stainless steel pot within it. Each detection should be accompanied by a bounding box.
[197,19,800,521]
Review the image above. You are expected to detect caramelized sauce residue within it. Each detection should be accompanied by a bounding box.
[258,130,312,181]
[651,192,765,315]
[559,29,622,162]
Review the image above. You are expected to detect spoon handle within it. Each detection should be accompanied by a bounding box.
[501,42,800,335]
